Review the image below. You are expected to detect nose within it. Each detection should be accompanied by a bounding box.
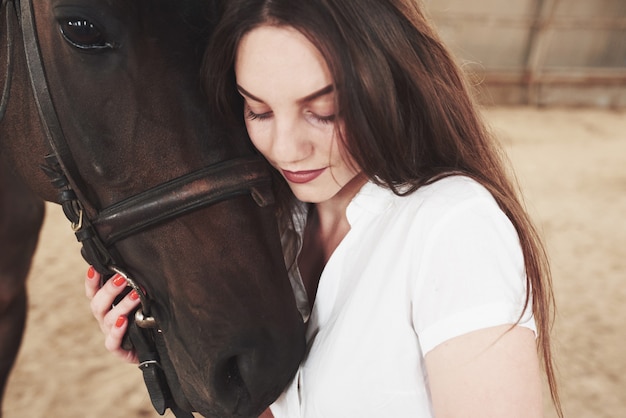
[166,325,304,418]
[209,327,305,416]
[269,117,311,164]
[214,354,250,409]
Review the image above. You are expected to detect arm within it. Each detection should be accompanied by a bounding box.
[85,266,141,363]
[259,408,274,418]
[425,324,543,418]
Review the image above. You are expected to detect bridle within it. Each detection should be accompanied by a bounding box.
[0,0,14,121]
[0,0,275,415]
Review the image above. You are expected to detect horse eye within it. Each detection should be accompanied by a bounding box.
[59,18,116,51]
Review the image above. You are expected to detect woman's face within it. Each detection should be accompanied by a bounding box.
[235,25,361,204]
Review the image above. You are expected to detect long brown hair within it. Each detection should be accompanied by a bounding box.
[203,0,561,414]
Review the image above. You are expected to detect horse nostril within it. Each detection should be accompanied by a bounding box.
[224,356,245,390]
[208,328,303,416]
[214,354,251,414]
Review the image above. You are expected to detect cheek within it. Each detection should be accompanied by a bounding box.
[244,121,267,152]
[332,134,360,173]
[329,132,347,161]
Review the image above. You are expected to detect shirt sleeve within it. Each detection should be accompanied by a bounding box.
[411,196,536,355]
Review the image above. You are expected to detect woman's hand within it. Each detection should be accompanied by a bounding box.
[85,265,141,364]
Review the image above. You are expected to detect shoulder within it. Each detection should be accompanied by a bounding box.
[352,175,495,213]
[408,175,497,215]
[347,176,509,240]
[401,176,518,257]
[370,176,506,236]
[347,176,517,265]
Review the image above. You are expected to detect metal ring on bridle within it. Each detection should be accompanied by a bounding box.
[71,208,83,232]
[138,360,161,370]
[134,308,158,329]
[109,265,158,329]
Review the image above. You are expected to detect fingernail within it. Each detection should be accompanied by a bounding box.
[112,274,126,287]
[115,316,126,328]
[129,290,140,301]
[87,266,96,279]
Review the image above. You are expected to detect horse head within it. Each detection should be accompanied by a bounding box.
[0,0,305,416]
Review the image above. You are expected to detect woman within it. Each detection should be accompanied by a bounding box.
[87,0,562,416]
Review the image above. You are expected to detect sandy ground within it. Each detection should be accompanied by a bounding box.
[2,106,625,417]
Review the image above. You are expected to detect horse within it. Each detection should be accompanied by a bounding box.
[0,0,306,417]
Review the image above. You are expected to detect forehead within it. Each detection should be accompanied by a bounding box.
[235,25,333,97]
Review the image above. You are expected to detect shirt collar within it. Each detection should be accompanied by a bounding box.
[346,181,395,226]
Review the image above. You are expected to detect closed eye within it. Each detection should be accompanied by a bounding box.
[309,113,336,125]
[245,109,273,121]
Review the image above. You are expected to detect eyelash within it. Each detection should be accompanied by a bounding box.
[245,109,336,125]
[245,109,271,121]
[312,114,336,125]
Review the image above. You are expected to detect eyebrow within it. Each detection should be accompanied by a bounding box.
[237,84,334,105]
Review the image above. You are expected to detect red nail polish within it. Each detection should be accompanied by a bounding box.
[129,290,140,301]
[112,275,126,287]
[87,266,96,279]
[115,316,126,328]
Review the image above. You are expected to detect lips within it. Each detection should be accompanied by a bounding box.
[281,168,326,184]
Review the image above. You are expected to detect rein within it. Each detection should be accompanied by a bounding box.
[6,0,276,415]
[0,0,15,122]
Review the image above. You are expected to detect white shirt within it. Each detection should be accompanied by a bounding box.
[272,176,536,418]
